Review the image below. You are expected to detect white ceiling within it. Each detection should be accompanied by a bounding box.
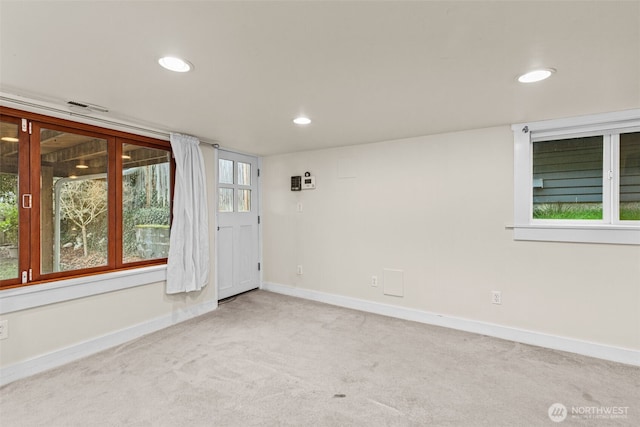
[1,1,639,155]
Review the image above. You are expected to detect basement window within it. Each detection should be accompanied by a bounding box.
[0,108,173,289]
[512,109,640,245]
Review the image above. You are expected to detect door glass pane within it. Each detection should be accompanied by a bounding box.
[0,121,19,281]
[620,132,640,220]
[237,162,251,186]
[219,159,233,184]
[219,188,234,212]
[238,189,251,212]
[122,144,171,263]
[532,136,603,220]
[41,128,108,273]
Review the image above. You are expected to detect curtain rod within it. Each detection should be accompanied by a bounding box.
[0,95,220,148]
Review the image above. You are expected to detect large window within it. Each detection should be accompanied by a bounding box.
[512,110,640,245]
[0,108,173,287]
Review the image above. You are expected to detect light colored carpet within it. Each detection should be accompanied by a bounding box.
[0,290,638,426]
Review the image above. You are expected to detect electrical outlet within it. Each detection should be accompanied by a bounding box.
[491,291,502,305]
[0,319,8,340]
[297,202,303,213]
[296,265,303,275]
[371,275,378,287]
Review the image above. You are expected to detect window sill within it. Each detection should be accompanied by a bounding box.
[511,224,640,245]
[0,265,167,315]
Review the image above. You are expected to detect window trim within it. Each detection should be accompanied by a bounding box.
[0,265,167,315]
[512,109,640,245]
[0,106,174,288]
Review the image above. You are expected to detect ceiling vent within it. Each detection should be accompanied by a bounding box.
[66,100,109,114]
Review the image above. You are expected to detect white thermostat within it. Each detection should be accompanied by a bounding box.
[302,172,316,190]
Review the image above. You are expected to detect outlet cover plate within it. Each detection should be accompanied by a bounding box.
[491,291,502,305]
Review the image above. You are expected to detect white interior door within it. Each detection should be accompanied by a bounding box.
[217,150,260,300]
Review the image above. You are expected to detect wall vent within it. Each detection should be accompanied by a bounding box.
[66,100,109,114]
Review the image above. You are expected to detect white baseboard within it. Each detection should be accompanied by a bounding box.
[261,282,640,367]
[0,299,217,387]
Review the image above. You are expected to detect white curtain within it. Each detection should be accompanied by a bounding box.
[166,133,209,294]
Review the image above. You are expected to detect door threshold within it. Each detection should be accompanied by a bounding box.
[218,287,259,304]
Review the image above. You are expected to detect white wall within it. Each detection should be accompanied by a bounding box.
[262,126,640,351]
[0,145,218,374]
[0,280,215,367]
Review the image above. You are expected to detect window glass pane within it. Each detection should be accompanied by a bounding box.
[532,136,603,220]
[219,159,233,184]
[41,128,108,273]
[620,132,640,220]
[122,144,171,263]
[238,189,251,212]
[0,121,19,281]
[219,188,234,212]
[238,162,251,186]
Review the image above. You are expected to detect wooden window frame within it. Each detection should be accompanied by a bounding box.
[0,107,174,289]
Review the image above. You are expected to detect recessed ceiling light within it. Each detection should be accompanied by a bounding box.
[293,117,311,125]
[121,154,131,160]
[1,136,19,142]
[158,56,193,73]
[76,163,89,169]
[518,68,556,83]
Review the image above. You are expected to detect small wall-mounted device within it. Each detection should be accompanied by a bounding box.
[302,171,315,190]
[291,176,302,191]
